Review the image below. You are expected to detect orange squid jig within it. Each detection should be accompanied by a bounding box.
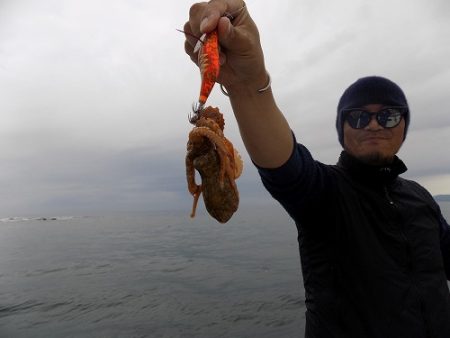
[177,27,220,123]
[179,5,246,123]
[190,29,220,123]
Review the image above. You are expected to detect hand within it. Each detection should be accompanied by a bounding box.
[182,0,268,93]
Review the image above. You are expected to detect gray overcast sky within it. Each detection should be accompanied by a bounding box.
[1,0,449,216]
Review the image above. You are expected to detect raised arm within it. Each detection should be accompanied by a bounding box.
[182,0,293,168]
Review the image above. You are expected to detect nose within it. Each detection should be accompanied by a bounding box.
[364,114,383,130]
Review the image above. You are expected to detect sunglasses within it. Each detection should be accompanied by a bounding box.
[342,106,408,129]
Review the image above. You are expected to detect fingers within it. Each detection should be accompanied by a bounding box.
[181,22,196,51]
[196,1,225,33]
[216,15,235,47]
[181,21,195,46]
[181,21,200,65]
[181,1,264,86]
[183,1,247,66]
[188,2,209,36]
[215,6,259,57]
[189,0,247,34]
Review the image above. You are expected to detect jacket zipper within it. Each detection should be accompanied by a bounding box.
[384,185,412,269]
[383,185,395,206]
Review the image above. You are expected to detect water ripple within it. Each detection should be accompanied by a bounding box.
[0,300,45,318]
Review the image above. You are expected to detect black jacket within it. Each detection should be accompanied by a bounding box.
[258,142,450,338]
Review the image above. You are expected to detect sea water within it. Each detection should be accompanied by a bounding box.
[0,205,303,338]
[1,202,449,338]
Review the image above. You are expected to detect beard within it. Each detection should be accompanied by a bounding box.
[355,151,395,166]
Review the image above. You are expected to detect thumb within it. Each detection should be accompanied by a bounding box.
[217,16,234,45]
[216,15,260,57]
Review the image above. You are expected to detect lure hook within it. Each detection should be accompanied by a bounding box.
[189,102,203,124]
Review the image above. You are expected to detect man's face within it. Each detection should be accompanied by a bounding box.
[343,104,405,165]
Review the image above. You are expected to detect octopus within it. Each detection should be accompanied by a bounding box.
[186,106,243,223]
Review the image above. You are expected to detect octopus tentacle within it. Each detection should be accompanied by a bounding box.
[185,106,242,222]
[189,126,235,185]
[186,154,203,218]
[190,186,202,218]
[194,117,224,138]
[185,153,197,190]
[233,148,243,178]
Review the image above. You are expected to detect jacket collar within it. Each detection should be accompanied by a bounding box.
[337,151,407,184]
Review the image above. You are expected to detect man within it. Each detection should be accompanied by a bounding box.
[182,1,450,337]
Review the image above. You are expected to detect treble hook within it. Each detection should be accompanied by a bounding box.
[189,102,203,124]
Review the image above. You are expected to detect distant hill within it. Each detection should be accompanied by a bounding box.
[434,195,450,202]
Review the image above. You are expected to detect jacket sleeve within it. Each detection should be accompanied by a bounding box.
[439,212,450,280]
[255,133,328,218]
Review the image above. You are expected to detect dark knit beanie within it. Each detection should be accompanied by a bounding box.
[336,76,410,147]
